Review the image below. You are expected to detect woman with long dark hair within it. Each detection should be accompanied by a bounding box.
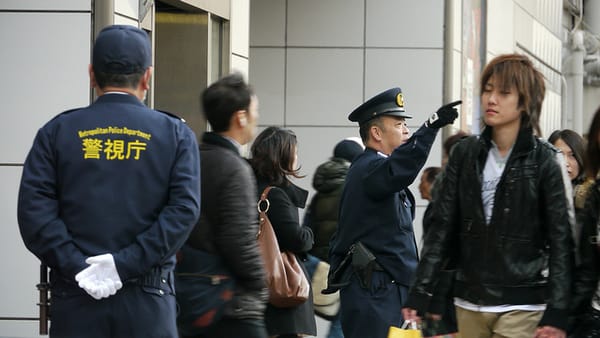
[548,129,593,264]
[250,126,317,338]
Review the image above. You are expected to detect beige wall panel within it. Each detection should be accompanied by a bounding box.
[249,48,285,126]
[0,166,48,335]
[366,0,443,48]
[452,0,462,52]
[514,5,535,54]
[287,0,364,47]
[0,12,90,164]
[541,90,562,137]
[487,0,515,55]
[114,14,139,26]
[231,0,250,57]
[364,49,444,127]
[514,0,536,17]
[115,0,138,20]
[249,0,286,46]
[0,0,90,10]
[452,49,463,107]
[286,48,363,126]
[231,54,249,78]
[532,21,561,70]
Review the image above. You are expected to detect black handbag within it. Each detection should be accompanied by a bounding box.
[175,245,235,336]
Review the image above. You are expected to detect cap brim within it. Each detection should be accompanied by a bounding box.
[380,109,412,119]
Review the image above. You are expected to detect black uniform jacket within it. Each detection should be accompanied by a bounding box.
[406,127,574,330]
[330,124,438,288]
[18,93,201,286]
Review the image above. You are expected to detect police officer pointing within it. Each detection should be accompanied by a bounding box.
[327,88,459,338]
[17,25,201,338]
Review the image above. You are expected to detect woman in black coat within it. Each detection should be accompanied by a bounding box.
[250,126,317,338]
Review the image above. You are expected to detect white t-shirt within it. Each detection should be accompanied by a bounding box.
[481,142,510,224]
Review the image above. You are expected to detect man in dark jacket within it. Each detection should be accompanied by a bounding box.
[327,87,460,338]
[403,54,573,338]
[17,25,201,338]
[307,138,363,262]
[181,73,267,338]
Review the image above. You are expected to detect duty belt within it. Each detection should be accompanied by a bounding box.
[127,266,174,296]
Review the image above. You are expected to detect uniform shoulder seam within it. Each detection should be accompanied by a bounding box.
[49,107,85,121]
[156,109,186,123]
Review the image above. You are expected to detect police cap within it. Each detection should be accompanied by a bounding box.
[93,25,152,74]
[348,87,412,125]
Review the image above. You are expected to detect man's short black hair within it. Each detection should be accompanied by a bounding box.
[201,73,254,132]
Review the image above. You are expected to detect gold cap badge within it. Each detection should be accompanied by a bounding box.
[396,93,404,107]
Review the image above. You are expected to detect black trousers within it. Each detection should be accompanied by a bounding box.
[192,316,267,338]
[50,284,177,338]
[340,271,408,338]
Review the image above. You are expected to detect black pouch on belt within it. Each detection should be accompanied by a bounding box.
[351,241,377,289]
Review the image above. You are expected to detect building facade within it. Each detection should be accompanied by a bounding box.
[248,0,600,250]
[1,0,599,336]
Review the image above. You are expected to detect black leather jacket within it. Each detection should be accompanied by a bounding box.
[571,180,600,317]
[406,127,574,330]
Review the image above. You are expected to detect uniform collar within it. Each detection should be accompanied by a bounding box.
[95,92,144,106]
[365,147,388,158]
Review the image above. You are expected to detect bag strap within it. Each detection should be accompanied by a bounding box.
[258,186,274,213]
[261,186,274,201]
[257,186,275,238]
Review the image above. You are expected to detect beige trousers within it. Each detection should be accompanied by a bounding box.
[455,306,544,338]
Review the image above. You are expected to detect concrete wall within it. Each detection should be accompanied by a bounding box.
[249,0,447,245]
[0,1,91,336]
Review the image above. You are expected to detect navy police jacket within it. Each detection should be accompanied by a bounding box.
[329,124,438,287]
[17,93,201,284]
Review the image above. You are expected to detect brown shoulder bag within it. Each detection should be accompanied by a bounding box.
[257,186,310,308]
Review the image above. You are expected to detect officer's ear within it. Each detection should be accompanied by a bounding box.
[370,124,383,142]
[140,67,153,90]
[88,64,97,89]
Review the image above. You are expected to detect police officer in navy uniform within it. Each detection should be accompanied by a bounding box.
[17,25,201,338]
[327,88,460,338]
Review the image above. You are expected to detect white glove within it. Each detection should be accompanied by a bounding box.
[75,253,123,300]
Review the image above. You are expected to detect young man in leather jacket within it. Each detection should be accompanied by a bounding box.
[403,54,574,338]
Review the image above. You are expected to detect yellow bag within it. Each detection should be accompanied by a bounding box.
[388,321,423,338]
